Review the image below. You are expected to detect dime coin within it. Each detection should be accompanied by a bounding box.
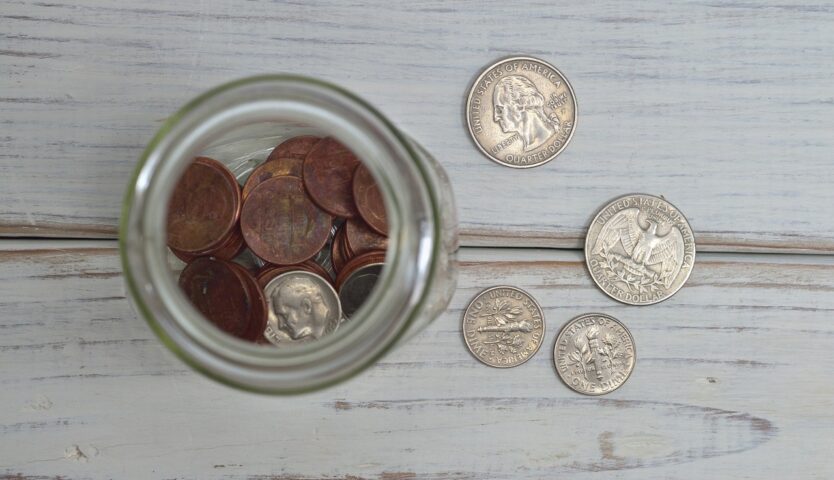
[241,157,303,198]
[303,137,361,218]
[352,164,388,235]
[466,56,577,168]
[585,193,696,305]
[167,157,241,253]
[553,313,635,395]
[345,218,388,257]
[267,135,320,161]
[262,271,342,346]
[338,263,383,318]
[241,176,332,265]
[178,257,260,341]
[462,286,545,368]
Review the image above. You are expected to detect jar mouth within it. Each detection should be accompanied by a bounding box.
[120,75,441,393]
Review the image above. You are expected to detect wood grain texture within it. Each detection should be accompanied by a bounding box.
[2,1,834,251]
[1,241,833,479]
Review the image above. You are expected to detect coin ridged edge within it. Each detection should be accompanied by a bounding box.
[465,55,578,169]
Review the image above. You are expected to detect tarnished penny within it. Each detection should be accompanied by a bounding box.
[466,56,577,168]
[267,135,320,161]
[262,271,342,346]
[462,286,545,368]
[554,313,635,395]
[241,176,332,265]
[303,137,360,218]
[585,194,696,305]
[352,164,388,235]
[338,263,383,318]
[335,250,386,292]
[178,257,258,341]
[242,158,303,198]
[228,261,268,342]
[257,260,332,290]
[345,219,388,257]
[331,225,349,274]
[170,227,244,263]
[167,157,241,253]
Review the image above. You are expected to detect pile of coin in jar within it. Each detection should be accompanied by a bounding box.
[166,136,389,346]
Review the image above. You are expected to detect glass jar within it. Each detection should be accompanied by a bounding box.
[120,75,458,394]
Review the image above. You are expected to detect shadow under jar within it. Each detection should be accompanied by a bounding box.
[120,75,459,394]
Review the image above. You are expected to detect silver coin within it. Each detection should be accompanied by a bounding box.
[466,56,577,168]
[554,313,635,395]
[585,194,696,305]
[338,263,383,318]
[462,286,545,368]
[262,271,342,346]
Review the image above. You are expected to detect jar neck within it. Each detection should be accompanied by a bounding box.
[121,75,441,393]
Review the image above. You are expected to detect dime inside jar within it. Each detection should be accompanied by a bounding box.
[166,134,390,347]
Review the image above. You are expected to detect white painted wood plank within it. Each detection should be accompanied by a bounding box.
[2,1,834,252]
[1,242,832,478]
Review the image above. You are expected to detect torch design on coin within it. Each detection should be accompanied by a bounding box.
[462,286,545,368]
[554,313,635,396]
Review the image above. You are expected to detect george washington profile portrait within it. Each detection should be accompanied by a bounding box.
[493,75,561,152]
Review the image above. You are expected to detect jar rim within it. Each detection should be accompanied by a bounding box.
[120,75,442,393]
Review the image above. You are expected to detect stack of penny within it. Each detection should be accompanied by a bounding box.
[166,136,388,346]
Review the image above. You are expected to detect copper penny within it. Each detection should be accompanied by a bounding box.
[170,227,244,263]
[331,226,349,274]
[228,261,268,342]
[267,135,320,161]
[335,250,387,292]
[256,260,332,290]
[303,137,360,218]
[241,176,332,265]
[167,157,241,254]
[242,157,304,198]
[352,164,388,235]
[178,257,256,341]
[345,218,388,257]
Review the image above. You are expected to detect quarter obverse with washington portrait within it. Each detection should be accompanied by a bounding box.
[466,56,577,168]
[585,194,696,306]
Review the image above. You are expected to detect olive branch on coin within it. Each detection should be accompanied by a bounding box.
[477,299,530,354]
[597,246,664,295]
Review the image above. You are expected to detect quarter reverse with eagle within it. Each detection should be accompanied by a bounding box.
[585,194,696,306]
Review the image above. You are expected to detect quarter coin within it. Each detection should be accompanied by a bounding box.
[302,137,361,218]
[462,286,545,368]
[262,271,342,346]
[241,176,332,265]
[466,56,577,168]
[553,313,635,395]
[585,193,696,305]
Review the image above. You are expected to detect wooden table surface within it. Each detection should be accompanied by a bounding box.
[1,1,833,478]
